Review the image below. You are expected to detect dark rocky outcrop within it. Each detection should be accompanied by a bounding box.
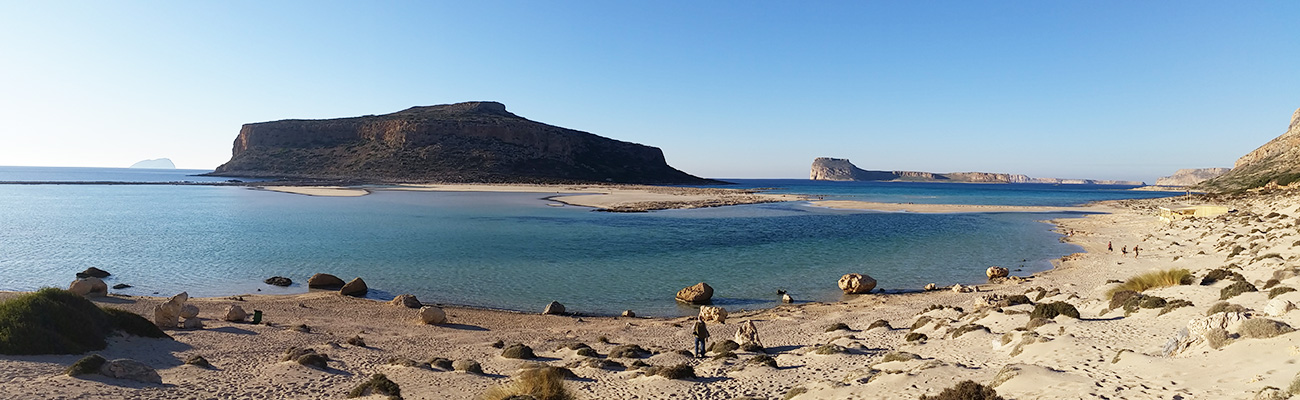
[1200,108,1300,192]
[209,101,714,184]
[810,157,1143,185]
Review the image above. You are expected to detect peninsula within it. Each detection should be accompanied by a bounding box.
[209,102,714,185]
[810,157,1144,185]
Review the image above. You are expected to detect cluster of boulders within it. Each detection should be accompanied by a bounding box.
[66,354,162,384]
[306,273,368,297]
[153,292,201,330]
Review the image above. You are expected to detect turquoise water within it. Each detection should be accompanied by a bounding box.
[0,168,1180,316]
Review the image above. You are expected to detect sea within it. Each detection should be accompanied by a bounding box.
[0,166,1182,316]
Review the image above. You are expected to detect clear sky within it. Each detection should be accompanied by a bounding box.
[1,1,1297,182]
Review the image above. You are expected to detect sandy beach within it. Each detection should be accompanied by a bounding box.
[6,189,1300,399]
[808,200,1109,214]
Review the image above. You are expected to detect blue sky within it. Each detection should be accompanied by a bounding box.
[1,2,1296,182]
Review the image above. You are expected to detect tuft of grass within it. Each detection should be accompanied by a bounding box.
[348,373,402,400]
[919,380,1006,400]
[481,366,575,400]
[1270,287,1297,299]
[1220,281,1258,300]
[904,332,928,342]
[65,354,106,376]
[880,351,921,363]
[824,322,850,332]
[1239,318,1295,339]
[0,288,171,355]
[1110,349,1131,364]
[1030,302,1080,320]
[1107,269,1193,297]
[501,344,536,359]
[1207,302,1250,316]
[609,344,649,358]
[868,319,891,330]
[1205,328,1232,349]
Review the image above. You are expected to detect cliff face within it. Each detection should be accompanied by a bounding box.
[810,157,1142,185]
[1155,168,1231,187]
[211,102,713,184]
[1200,108,1300,192]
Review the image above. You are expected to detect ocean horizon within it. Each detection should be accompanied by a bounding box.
[0,166,1182,316]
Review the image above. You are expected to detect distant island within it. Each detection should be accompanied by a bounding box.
[129,158,176,169]
[810,157,1144,185]
[207,101,714,185]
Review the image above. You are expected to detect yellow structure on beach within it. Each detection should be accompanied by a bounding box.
[1158,204,1231,222]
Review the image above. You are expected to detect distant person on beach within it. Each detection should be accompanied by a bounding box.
[1134,245,1140,257]
[1108,241,1113,252]
[692,318,709,357]
[1122,246,1128,256]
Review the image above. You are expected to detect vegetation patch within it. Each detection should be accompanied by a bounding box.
[1220,281,1259,300]
[1202,268,1245,285]
[1108,269,1193,297]
[346,335,366,347]
[427,357,453,370]
[998,294,1032,307]
[1205,328,1233,349]
[482,366,575,400]
[1263,279,1283,290]
[1030,302,1080,319]
[65,354,106,376]
[919,380,1005,400]
[502,343,536,359]
[712,350,737,360]
[609,344,650,358]
[868,319,891,330]
[1270,287,1297,299]
[1024,317,1051,331]
[348,373,402,400]
[185,355,213,369]
[0,288,170,355]
[645,363,695,380]
[1158,299,1195,316]
[824,322,850,332]
[813,344,848,354]
[707,340,739,354]
[880,351,921,363]
[739,341,764,352]
[1239,318,1296,339]
[949,324,990,338]
[783,387,808,400]
[911,316,933,331]
[904,333,928,343]
[747,354,777,368]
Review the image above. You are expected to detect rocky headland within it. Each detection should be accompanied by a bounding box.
[1200,107,1300,192]
[209,102,715,185]
[809,157,1144,185]
[1154,167,1231,187]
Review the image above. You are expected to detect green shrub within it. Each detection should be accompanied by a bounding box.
[707,340,739,354]
[1158,299,1194,316]
[1138,296,1167,309]
[919,380,1005,400]
[608,344,649,358]
[1202,268,1245,285]
[1270,287,1297,299]
[1108,269,1193,297]
[1239,318,1295,339]
[1108,290,1141,310]
[905,332,928,342]
[1207,302,1250,316]
[348,373,402,400]
[481,367,574,400]
[999,295,1032,307]
[1030,302,1080,319]
[824,322,850,332]
[502,344,536,359]
[880,351,921,363]
[1220,281,1258,300]
[1205,328,1232,349]
[0,288,170,355]
[868,319,891,330]
[65,354,106,376]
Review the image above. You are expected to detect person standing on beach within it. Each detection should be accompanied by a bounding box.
[1108,241,1113,252]
[1133,245,1140,258]
[1122,246,1128,256]
[691,318,709,358]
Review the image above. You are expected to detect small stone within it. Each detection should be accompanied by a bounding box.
[781,293,793,303]
[223,305,247,322]
[542,301,566,315]
[924,283,938,291]
[179,304,199,319]
[452,359,483,374]
[182,317,203,330]
[389,294,422,308]
[986,266,1010,279]
[621,310,636,318]
[699,305,728,323]
[111,283,131,289]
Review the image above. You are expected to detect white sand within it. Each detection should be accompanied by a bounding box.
[6,190,1300,399]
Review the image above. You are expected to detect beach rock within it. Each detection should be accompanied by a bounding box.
[1187,312,1250,337]
[223,305,247,322]
[111,283,131,289]
[264,276,292,287]
[622,310,636,318]
[181,317,203,330]
[986,266,1009,279]
[339,278,368,297]
[179,304,199,319]
[838,273,877,294]
[99,359,162,384]
[699,305,728,323]
[1256,386,1291,400]
[676,282,714,304]
[1163,327,1199,357]
[924,283,938,291]
[452,359,483,374]
[76,267,111,279]
[781,293,793,303]
[419,306,447,325]
[307,273,345,288]
[951,284,975,293]
[734,320,763,348]
[1264,298,1296,317]
[152,292,188,329]
[390,294,422,308]
[68,277,108,297]
[542,301,566,315]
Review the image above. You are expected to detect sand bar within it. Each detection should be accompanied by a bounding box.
[260,185,371,197]
[810,200,1109,213]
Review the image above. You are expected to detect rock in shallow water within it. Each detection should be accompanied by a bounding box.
[307,273,345,288]
[340,278,368,297]
[676,282,714,304]
[264,276,292,287]
[838,273,876,294]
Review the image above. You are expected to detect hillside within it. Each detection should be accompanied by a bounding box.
[209,102,714,184]
[1199,107,1300,192]
[810,158,1143,185]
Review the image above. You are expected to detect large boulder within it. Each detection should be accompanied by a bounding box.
[419,306,447,325]
[986,266,1009,279]
[699,305,728,323]
[68,278,108,297]
[542,301,566,315]
[389,294,422,308]
[307,273,345,289]
[340,278,368,297]
[100,358,162,384]
[734,320,762,348]
[152,292,188,329]
[837,273,877,294]
[179,304,200,319]
[676,282,714,304]
[76,267,111,279]
[223,305,248,322]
